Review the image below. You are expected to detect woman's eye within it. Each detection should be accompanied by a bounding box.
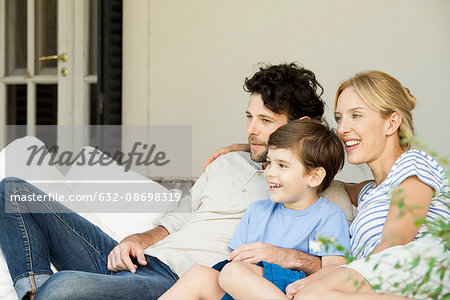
[334,116,342,123]
[246,115,252,120]
[266,160,272,165]
[352,113,361,119]
[279,163,287,168]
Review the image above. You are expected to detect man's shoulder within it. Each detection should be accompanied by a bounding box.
[209,151,256,168]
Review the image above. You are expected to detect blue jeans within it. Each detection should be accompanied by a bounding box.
[0,177,178,299]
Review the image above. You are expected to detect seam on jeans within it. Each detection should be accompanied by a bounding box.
[14,187,109,266]
[14,271,53,281]
[15,202,37,293]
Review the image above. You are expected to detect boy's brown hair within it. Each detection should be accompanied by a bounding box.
[268,119,345,193]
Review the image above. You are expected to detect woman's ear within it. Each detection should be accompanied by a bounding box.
[386,112,402,136]
[309,167,326,189]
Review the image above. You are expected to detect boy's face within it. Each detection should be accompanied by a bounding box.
[264,147,317,210]
[246,94,288,162]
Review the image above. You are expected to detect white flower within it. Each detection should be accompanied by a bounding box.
[309,240,323,252]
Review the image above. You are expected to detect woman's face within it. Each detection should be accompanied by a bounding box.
[334,86,390,165]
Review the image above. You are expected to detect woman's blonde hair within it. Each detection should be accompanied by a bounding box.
[334,70,416,151]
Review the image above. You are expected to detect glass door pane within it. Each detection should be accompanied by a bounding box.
[6,85,27,143]
[35,0,58,75]
[36,84,58,125]
[5,0,27,75]
[36,84,58,150]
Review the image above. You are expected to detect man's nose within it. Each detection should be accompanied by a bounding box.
[247,120,260,136]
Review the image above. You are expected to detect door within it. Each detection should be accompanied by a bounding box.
[0,0,99,149]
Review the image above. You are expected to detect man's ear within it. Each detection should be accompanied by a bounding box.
[309,167,326,189]
[386,112,402,136]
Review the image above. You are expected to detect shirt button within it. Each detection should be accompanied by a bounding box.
[241,188,247,193]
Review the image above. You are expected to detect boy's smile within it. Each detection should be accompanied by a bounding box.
[264,148,318,210]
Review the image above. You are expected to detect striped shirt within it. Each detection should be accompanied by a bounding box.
[350,150,449,259]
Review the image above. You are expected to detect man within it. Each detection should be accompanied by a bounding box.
[0,63,342,299]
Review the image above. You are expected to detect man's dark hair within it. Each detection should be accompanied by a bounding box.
[244,63,325,120]
[268,119,345,193]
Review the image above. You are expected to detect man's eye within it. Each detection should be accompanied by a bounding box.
[262,119,272,123]
[246,115,252,119]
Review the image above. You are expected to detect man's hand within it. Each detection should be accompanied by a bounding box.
[107,235,147,273]
[203,143,250,170]
[107,226,169,273]
[229,242,321,275]
[229,242,283,265]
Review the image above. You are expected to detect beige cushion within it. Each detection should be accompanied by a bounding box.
[319,180,356,225]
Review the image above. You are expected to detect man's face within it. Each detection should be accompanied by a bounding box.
[246,94,288,162]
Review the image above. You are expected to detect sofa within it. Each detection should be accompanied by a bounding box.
[0,137,355,299]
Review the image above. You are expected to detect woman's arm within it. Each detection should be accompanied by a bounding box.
[372,175,433,254]
[203,143,250,169]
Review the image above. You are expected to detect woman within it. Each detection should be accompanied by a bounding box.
[207,70,449,299]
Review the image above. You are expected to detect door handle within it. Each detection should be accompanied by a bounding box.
[39,52,68,62]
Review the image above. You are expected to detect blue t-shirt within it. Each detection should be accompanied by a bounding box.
[229,198,350,256]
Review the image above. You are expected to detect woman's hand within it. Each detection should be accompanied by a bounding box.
[285,278,308,299]
[203,143,250,169]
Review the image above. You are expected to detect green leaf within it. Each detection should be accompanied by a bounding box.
[430,285,443,297]
[372,284,382,290]
[401,283,415,293]
[438,267,446,281]
[409,256,420,269]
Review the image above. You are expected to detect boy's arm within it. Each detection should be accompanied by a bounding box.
[229,242,321,275]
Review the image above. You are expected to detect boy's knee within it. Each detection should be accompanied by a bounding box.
[185,265,215,282]
[218,262,245,289]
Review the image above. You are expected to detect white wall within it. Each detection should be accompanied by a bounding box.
[124,0,450,180]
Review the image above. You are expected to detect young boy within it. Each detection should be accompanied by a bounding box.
[159,119,349,300]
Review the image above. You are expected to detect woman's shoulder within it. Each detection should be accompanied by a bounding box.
[387,150,446,192]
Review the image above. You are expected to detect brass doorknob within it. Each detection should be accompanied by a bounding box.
[39,53,68,62]
[61,67,68,77]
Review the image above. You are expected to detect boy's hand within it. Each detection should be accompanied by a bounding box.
[107,236,147,273]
